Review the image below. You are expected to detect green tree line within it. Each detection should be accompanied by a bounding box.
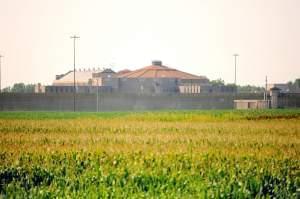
[2,83,35,93]
[1,79,299,93]
[210,78,264,93]
[210,78,300,93]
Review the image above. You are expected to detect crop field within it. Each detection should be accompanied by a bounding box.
[0,110,299,198]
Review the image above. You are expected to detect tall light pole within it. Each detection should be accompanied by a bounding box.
[233,54,239,94]
[265,76,268,100]
[70,35,80,112]
[96,78,99,112]
[0,55,3,93]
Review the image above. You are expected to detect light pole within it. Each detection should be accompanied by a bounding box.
[70,35,80,112]
[0,55,3,93]
[233,54,239,94]
[96,78,99,112]
[265,76,268,100]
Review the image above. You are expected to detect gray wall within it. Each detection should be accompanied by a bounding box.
[45,86,112,94]
[118,78,179,94]
[0,93,268,111]
[278,93,300,108]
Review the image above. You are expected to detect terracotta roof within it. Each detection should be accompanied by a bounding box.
[117,69,131,76]
[118,64,207,80]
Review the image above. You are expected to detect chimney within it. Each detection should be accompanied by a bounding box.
[152,60,162,66]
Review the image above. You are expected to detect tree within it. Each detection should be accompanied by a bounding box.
[209,79,264,93]
[287,78,300,92]
[209,79,236,93]
[295,79,300,88]
[237,85,264,93]
[25,84,35,93]
[10,83,35,93]
[226,83,237,92]
[2,86,11,93]
[210,79,225,87]
[10,83,26,93]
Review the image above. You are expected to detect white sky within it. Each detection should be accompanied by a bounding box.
[0,0,299,87]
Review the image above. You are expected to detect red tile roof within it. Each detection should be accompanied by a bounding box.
[118,64,207,80]
[117,69,132,75]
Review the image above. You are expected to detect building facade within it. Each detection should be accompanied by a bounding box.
[46,61,211,94]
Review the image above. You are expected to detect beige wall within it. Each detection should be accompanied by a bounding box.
[179,84,201,94]
[234,100,270,109]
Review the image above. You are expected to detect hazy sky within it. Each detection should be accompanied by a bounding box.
[0,0,299,87]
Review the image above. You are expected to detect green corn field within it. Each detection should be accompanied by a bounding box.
[0,110,299,198]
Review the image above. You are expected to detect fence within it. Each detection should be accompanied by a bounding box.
[0,93,267,111]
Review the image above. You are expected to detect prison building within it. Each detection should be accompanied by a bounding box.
[117,60,210,94]
[46,68,114,93]
[46,61,210,94]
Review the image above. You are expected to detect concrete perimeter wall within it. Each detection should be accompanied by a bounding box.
[278,93,300,108]
[0,93,265,111]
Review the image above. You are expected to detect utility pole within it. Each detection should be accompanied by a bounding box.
[233,54,239,94]
[70,35,80,112]
[0,55,3,93]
